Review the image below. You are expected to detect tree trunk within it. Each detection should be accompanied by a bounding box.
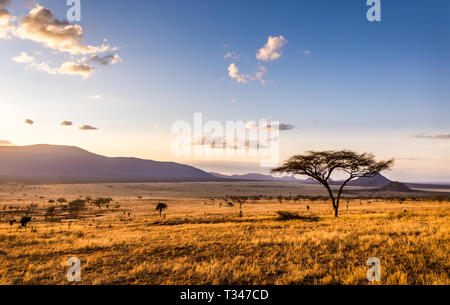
[322,182,338,217]
[334,178,353,218]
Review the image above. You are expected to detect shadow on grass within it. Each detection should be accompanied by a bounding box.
[148,216,274,226]
[276,211,320,222]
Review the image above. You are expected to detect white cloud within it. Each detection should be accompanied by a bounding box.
[15,4,114,55]
[12,52,34,63]
[0,8,15,39]
[16,59,95,79]
[227,63,248,84]
[225,35,287,84]
[228,64,269,85]
[256,35,288,62]
[7,3,121,79]
[57,61,94,78]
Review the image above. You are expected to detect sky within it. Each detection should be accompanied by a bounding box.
[0,0,449,182]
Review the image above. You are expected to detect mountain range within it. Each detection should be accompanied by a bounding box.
[0,144,448,189]
[0,145,215,183]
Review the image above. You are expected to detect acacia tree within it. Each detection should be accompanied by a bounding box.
[92,197,113,210]
[272,150,393,217]
[155,203,168,217]
[68,199,86,218]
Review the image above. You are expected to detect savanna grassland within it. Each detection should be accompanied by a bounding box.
[0,182,448,285]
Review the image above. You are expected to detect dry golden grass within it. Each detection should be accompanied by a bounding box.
[0,183,448,285]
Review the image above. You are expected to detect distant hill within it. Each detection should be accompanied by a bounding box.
[378,181,413,193]
[303,177,319,184]
[346,174,391,187]
[0,145,215,183]
[303,174,391,187]
[404,182,450,190]
[209,172,392,186]
[210,172,301,182]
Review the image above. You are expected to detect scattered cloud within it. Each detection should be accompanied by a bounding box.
[15,4,114,55]
[7,3,121,78]
[0,139,12,146]
[256,35,288,62]
[226,35,287,84]
[397,157,427,161]
[78,125,98,130]
[250,65,267,84]
[0,2,15,39]
[408,133,450,140]
[16,59,95,79]
[89,94,104,100]
[224,51,240,60]
[57,61,94,78]
[12,52,34,63]
[227,63,269,85]
[81,54,123,66]
[278,123,295,131]
[228,63,248,84]
[59,121,72,126]
[24,119,34,125]
[245,120,294,132]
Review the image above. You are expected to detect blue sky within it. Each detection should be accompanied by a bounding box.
[0,0,449,182]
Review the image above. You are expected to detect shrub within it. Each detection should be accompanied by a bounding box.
[26,204,38,214]
[68,199,86,218]
[429,195,449,203]
[45,206,57,221]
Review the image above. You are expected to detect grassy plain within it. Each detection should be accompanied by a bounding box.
[0,182,448,285]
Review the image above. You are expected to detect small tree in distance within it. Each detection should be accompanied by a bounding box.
[68,199,86,218]
[92,197,113,210]
[45,206,57,221]
[155,203,168,217]
[272,150,393,217]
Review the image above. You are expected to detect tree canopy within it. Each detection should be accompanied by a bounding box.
[272,150,394,217]
[155,203,168,217]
